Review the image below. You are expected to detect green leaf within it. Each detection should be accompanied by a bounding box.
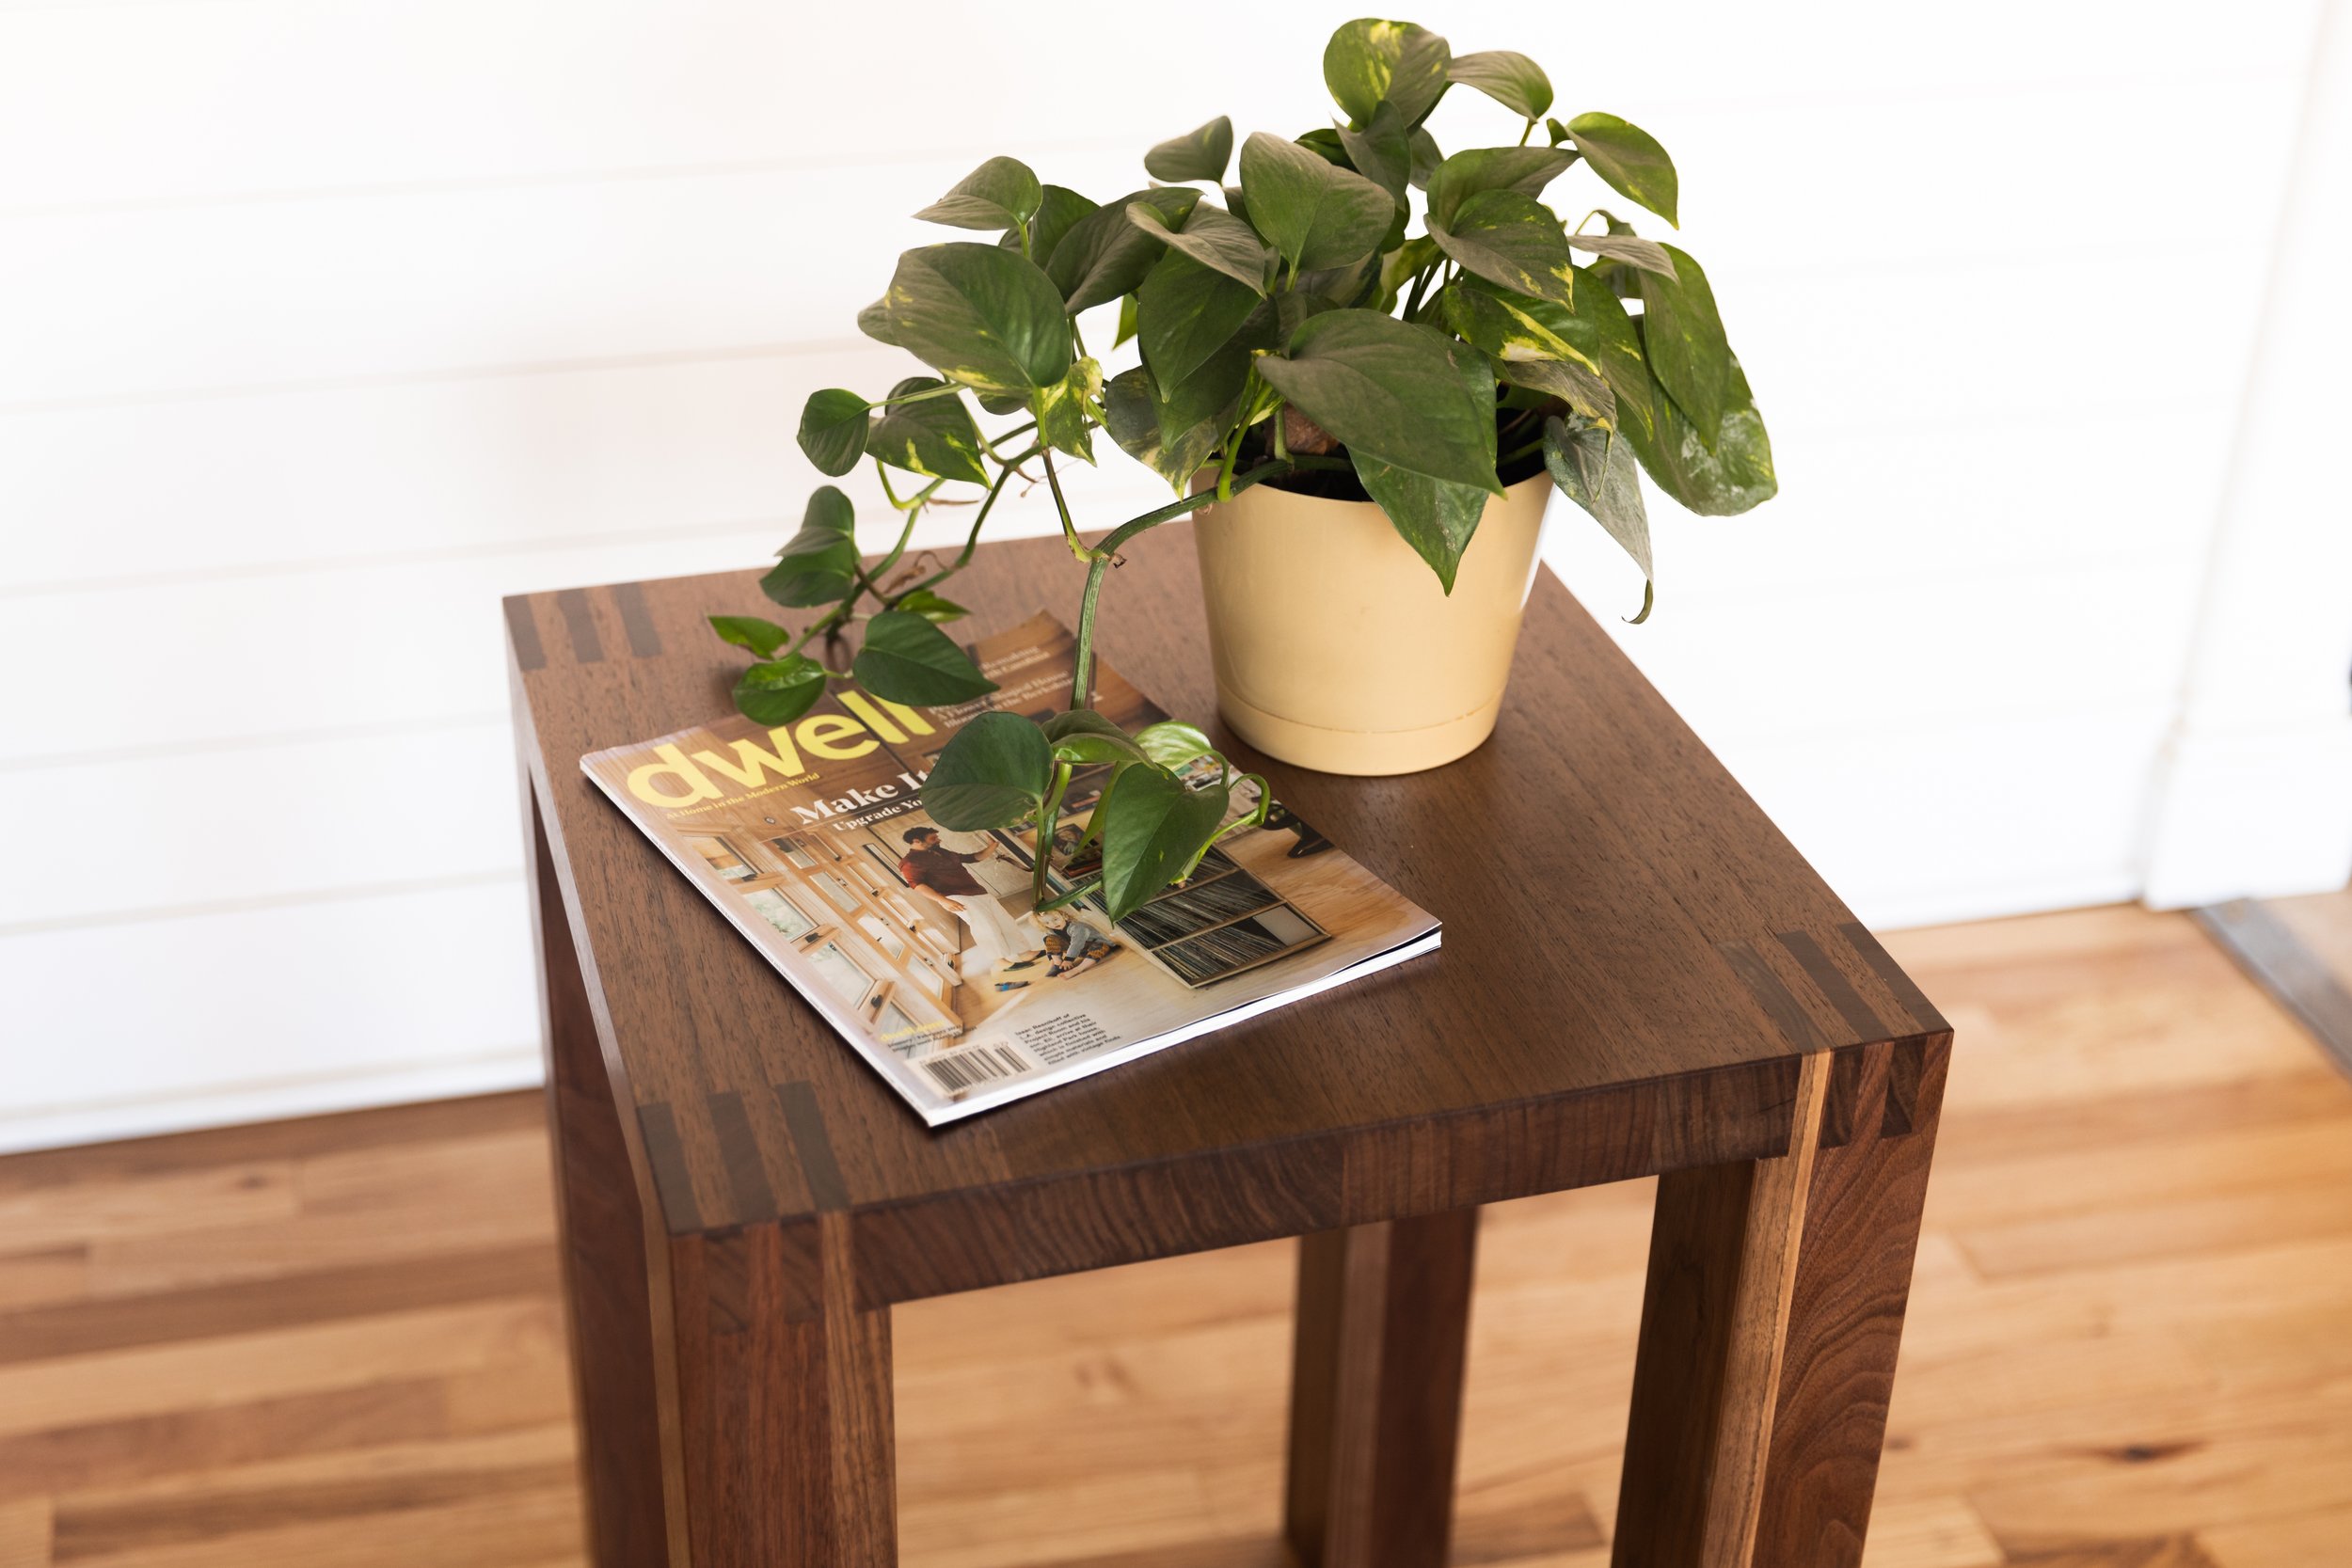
[867,375,991,486]
[733,655,829,725]
[1544,414,1653,620]
[1407,124,1443,190]
[1441,280,1599,373]
[1623,341,1775,516]
[1350,452,1490,593]
[1136,248,1263,388]
[1566,231,1677,277]
[893,588,967,623]
[1018,184,1099,268]
[1336,101,1411,203]
[707,614,792,657]
[1379,234,1441,305]
[859,243,1072,398]
[1295,127,1348,166]
[1545,117,1570,147]
[1125,201,1269,294]
[1430,189,1579,307]
[1441,282,1614,424]
[922,710,1052,830]
[1423,146,1577,229]
[1162,297,1278,431]
[1323,19,1452,129]
[1046,186,1199,314]
[1566,113,1679,227]
[1553,266,1660,450]
[1132,720,1216,769]
[1448,50,1552,119]
[1254,310,1502,496]
[1115,293,1139,347]
[1103,366,1223,493]
[850,610,998,705]
[1144,117,1234,182]
[1103,298,1274,492]
[1033,356,1101,464]
[1634,243,1733,438]
[1238,131,1394,276]
[1041,708,1152,771]
[795,388,869,477]
[914,155,1044,231]
[1275,286,1343,341]
[1092,765,1232,920]
[761,486,860,608]
[1492,352,1615,427]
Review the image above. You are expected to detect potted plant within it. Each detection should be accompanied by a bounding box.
[707,16,1773,919]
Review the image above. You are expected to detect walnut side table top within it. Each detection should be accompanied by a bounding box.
[506,525,1950,1568]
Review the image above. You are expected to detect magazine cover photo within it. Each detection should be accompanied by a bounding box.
[581,613,1438,1123]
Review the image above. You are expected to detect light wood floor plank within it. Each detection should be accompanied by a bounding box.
[0,1299,561,1440]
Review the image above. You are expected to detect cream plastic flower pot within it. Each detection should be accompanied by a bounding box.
[1191,472,1551,775]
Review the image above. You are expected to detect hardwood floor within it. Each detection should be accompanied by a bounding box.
[3,901,2349,1567]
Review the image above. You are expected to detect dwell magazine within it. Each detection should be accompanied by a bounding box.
[582,613,1439,1125]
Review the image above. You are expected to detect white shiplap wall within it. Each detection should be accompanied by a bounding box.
[0,1,2339,1149]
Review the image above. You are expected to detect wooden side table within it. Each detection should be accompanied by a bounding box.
[506,529,1949,1568]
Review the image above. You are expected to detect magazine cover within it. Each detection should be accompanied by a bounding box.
[581,612,1439,1125]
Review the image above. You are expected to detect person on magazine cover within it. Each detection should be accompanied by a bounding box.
[1036,908,1119,979]
[899,827,1033,973]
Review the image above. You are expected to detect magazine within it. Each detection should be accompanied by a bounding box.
[581,611,1440,1125]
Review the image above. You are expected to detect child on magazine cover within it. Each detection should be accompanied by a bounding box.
[1037,908,1119,979]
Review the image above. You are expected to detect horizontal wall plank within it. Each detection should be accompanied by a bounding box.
[0,98,2289,406]
[0,1,2307,211]
[0,725,519,927]
[0,879,539,1132]
[1715,703,2175,929]
[1540,547,2207,747]
[0,344,1152,593]
[0,507,1113,766]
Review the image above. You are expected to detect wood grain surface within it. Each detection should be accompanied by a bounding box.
[1613,1051,1833,1567]
[506,530,1945,1271]
[1286,1210,1480,1568]
[509,532,1955,1563]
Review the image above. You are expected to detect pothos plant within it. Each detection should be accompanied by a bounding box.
[709,17,1774,923]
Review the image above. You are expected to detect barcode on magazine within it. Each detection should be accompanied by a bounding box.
[919,1043,1035,1095]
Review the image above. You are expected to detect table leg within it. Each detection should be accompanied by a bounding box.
[667,1216,898,1567]
[1285,1207,1480,1568]
[527,784,675,1566]
[1612,1037,1948,1568]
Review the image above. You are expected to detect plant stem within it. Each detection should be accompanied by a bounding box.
[1029,762,1073,908]
[1068,459,1289,709]
[898,442,1042,596]
[866,499,928,595]
[1403,263,1438,322]
[872,381,966,409]
[1032,877,1102,915]
[1041,447,1099,562]
[874,464,946,513]
[1213,423,1245,501]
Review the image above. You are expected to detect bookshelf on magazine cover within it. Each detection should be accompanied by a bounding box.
[581,611,1440,1125]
